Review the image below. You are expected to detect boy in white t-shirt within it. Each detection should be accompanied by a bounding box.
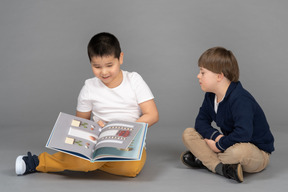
[15,32,159,177]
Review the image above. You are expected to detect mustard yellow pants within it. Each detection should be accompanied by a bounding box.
[36,149,146,177]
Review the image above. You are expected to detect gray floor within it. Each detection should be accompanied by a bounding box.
[1,125,287,192]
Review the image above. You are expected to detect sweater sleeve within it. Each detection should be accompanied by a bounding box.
[195,94,221,140]
[216,96,254,151]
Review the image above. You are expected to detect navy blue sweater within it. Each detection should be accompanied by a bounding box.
[195,81,274,153]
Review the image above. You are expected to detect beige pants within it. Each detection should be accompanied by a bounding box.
[182,128,270,173]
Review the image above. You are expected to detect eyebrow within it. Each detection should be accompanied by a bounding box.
[91,62,113,66]
[91,63,100,67]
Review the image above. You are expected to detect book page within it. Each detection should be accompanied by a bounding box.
[46,113,101,160]
[94,121,143,150]
[92,125,147,161]
[46,112,147,161]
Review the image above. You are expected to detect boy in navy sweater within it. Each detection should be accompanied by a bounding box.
[181,47,274,183]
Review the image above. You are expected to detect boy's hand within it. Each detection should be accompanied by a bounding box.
[204,139,221,153]
[97,120,105,127]
[215,134,224,142]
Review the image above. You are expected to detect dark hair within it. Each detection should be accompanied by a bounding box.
[198,47,239,82]
[87,32,121,61]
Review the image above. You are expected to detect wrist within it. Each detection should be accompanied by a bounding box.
[215,135,224,142]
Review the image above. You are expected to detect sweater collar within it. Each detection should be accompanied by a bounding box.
[207,81,241,104]
[223,81,241,100]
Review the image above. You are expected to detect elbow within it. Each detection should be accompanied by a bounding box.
[154,113,159,124]
[149,111,159,127]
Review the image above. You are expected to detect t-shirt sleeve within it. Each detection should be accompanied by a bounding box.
[76,80,93,112]
[130,72,154,104]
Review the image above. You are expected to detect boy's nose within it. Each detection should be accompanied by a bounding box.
[101,68,108,75]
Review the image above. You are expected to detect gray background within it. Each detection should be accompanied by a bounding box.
[0,0,287,191]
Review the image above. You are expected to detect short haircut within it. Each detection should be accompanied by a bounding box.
[87,32,121,61]
[198,47,239,82]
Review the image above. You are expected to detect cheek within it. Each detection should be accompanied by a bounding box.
[111,66,120,74]
[92,69,100,77]
[200,76,205,82]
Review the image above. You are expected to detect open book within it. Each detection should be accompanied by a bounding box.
[46,112,148,162]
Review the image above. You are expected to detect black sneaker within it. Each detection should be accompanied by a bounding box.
[15,152,39,175]
[222,164,243,183]
[180,151,204,168]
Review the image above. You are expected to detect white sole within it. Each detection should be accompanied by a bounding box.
[15,155,26,175]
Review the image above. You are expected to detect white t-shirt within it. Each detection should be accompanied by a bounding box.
[214,95,225,113]
[77,70,154,123]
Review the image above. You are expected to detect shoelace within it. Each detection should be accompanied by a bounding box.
[24,152,39,173]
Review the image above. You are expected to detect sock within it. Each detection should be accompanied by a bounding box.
[215,163,223,175]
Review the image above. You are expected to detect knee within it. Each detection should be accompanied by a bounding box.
[121,152,147,177]
[100,150,147,177]
[226,143,252,160]
[182,127,195,137]
[103,162,145,177]
[182,127,200,141]
[120,166,142,178]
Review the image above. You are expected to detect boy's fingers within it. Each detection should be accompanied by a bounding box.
[97,120,105,127]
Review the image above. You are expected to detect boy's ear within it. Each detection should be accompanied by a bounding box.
[217,73,225,81]
[119,52,124,65]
